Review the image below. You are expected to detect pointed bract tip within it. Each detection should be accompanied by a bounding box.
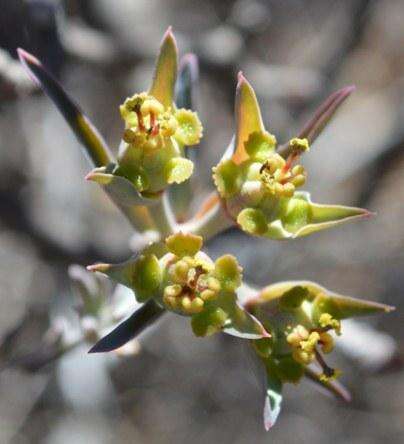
[88,344,99,354]
[237,71,245,84]
[17,48,40,66]
[262,328,271,338]
[84,170,111,185]
[86,263,110,273]
[163,26,175,41]
[180,52,198,69]
[340,84,356,96]
[264,420,273,432]
[384,304,396,313]
[364,210,376,218]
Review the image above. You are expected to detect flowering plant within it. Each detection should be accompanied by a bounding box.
[17,27,394,430]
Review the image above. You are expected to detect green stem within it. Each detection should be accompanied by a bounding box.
[180,200,235,241]
[148,192,176,237]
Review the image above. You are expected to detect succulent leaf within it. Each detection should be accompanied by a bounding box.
[86,167,157,206]
[88,254,162,302]
[217,293,270,340]
[279,85,356,157]
[149,27,178,108]
[263,371,283,430]
[233,73,265,164]
[17,48,113,167]
[88,301,165,353]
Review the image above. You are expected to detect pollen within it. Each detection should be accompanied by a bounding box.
[260,152,306,198]
[163,256,221,315]
[289,137,310,153]
[319,313,341,335]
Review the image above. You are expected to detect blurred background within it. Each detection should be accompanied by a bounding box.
[0,0,403,443]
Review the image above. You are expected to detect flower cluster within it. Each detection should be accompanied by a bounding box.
[89,232,268,339]
[18,27,395,433]
[116,93,202,196]
[213,75,369,240]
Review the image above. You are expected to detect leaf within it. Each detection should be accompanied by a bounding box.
[312,290,394,321]
[68,264,109,316]
[149,27,178,108]
[17,48,113,167]
[298,85,355,143]
[218,293,270,340]
[233,73,265,164]
[278,85,356,157]
[88,253,162,302]
[175,53,199,110]
[88,301,165,353]
[305,366,351,402]
[263,371,283,430]
[265,191,372,240]
[85,167,157,207]
[253,280,394,321]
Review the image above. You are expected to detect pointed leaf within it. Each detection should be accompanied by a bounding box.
[218,293,270,339]
[88,301,165,353]
[254,280,394,321]
[263,371,283,430]
[233,73,265,164]
[17,48,113,167]
[86,167,156,207]
[305,366,351,402]
[175,53,199,110]
[149,27,178,108]
[87,253,163,302]
[312,290,394,321]
[278,85,355,157]
[300,86,355,143]
[266,191,372,240]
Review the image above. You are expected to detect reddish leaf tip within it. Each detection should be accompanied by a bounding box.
[180,52,197,69]
[237,71,245,84]
[163,25,174,40]
[17,48,40,66]
[86,263,109,273]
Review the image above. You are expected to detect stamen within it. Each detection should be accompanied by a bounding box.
[135,107,146,132]
[150,113,159,136]
[314,348,336,379]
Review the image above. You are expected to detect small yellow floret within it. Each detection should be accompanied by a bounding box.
[289,137,310,153]
[319,313,341,335]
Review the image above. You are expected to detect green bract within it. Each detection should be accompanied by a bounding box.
[246,280,394,428]
[213,74,370,240]
[88,233,269,340]
[87,29,202,198]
